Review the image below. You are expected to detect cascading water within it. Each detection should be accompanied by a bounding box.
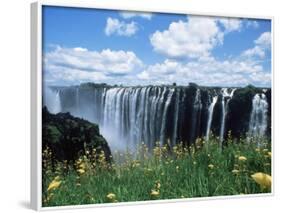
[172,89,180,147]
[205,95,218,141]
[43,87,61,114]
[44,84,270,152]
[248,93,268,145]
[219,88,236,147]
[190,89,202,143]
[160,89,174,146]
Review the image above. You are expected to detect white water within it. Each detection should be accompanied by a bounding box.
[44,85,269,152]
[219,88,236,146]
[43,87,61,114]
[248,94,268,145]
[190,89,202,143]
[172,89,180,147]
[160,89,174,146]
[205,95,218,141]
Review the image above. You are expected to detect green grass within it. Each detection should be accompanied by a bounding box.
[42,136,272,207]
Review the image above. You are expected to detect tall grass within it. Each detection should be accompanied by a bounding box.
[42,136,271,207]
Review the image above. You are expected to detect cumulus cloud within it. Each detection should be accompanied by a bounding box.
[255,32,271,48]
[246,20,259,29]
[218,17,242,32]
[241,32,271,59]
[150,16,243,59]
[105,17,138,36]
[44,46,143,85]
[136,57,270,87]
[241,46,265,58]
[150,16,224,58]
[119,11,153,20]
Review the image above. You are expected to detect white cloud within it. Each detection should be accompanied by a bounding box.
[241,46,265,58]
[218,17,242,32]
[246,20,259,29]
[255,32,271,48]
[149,16,246,59]
[120,11,152,20]
[44,46,143,85]
[105,17,138,36]
[136,56,270,87]
[241,31,271,59]
[150,16,224,58]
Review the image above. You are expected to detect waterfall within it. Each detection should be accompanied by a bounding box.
[190,89,202,143]
[43,87,61,114]
[219,88,236,146]
[248,93,268,145]
[160,88,174,146]
[172,88,180,147]
[44,84,270,152]
[205,95,218,141]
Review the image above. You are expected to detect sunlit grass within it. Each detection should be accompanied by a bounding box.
[42,135,271,207]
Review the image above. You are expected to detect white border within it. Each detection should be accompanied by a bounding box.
[31,0,274,211]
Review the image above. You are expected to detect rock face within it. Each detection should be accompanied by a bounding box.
[42,107,111,162]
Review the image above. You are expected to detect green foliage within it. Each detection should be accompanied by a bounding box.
[42,136,271,207]
[45,125,61,144]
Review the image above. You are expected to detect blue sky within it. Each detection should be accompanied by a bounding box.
[43,6,272,87]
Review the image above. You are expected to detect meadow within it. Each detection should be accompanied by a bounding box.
[42,135,272,207]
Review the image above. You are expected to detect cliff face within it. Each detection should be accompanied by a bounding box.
[42,107,111,162]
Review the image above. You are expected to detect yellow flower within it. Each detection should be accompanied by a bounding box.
[251,172,272,190]
[255,148,260,152]
[232,169,239,175]
[238,156,247,162]
[106,193,116,201]
[47,179,61,191]
[268,152,272,158]
[150,189,160,198]
[208,164,214,169]
[155,181,161,189]
[77,169,86,175]
[78,162,86,170]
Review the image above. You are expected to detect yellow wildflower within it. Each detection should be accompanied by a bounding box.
[106,193,116,201]
[77,168,86,175]
[268,152,272,158]
[251,172,272,190]
[208,164,214,169]
[150,189,160,198]
[155,180,161,189]
[47,179,61,191]
[78,162,86,170]
[238,156,247,162]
